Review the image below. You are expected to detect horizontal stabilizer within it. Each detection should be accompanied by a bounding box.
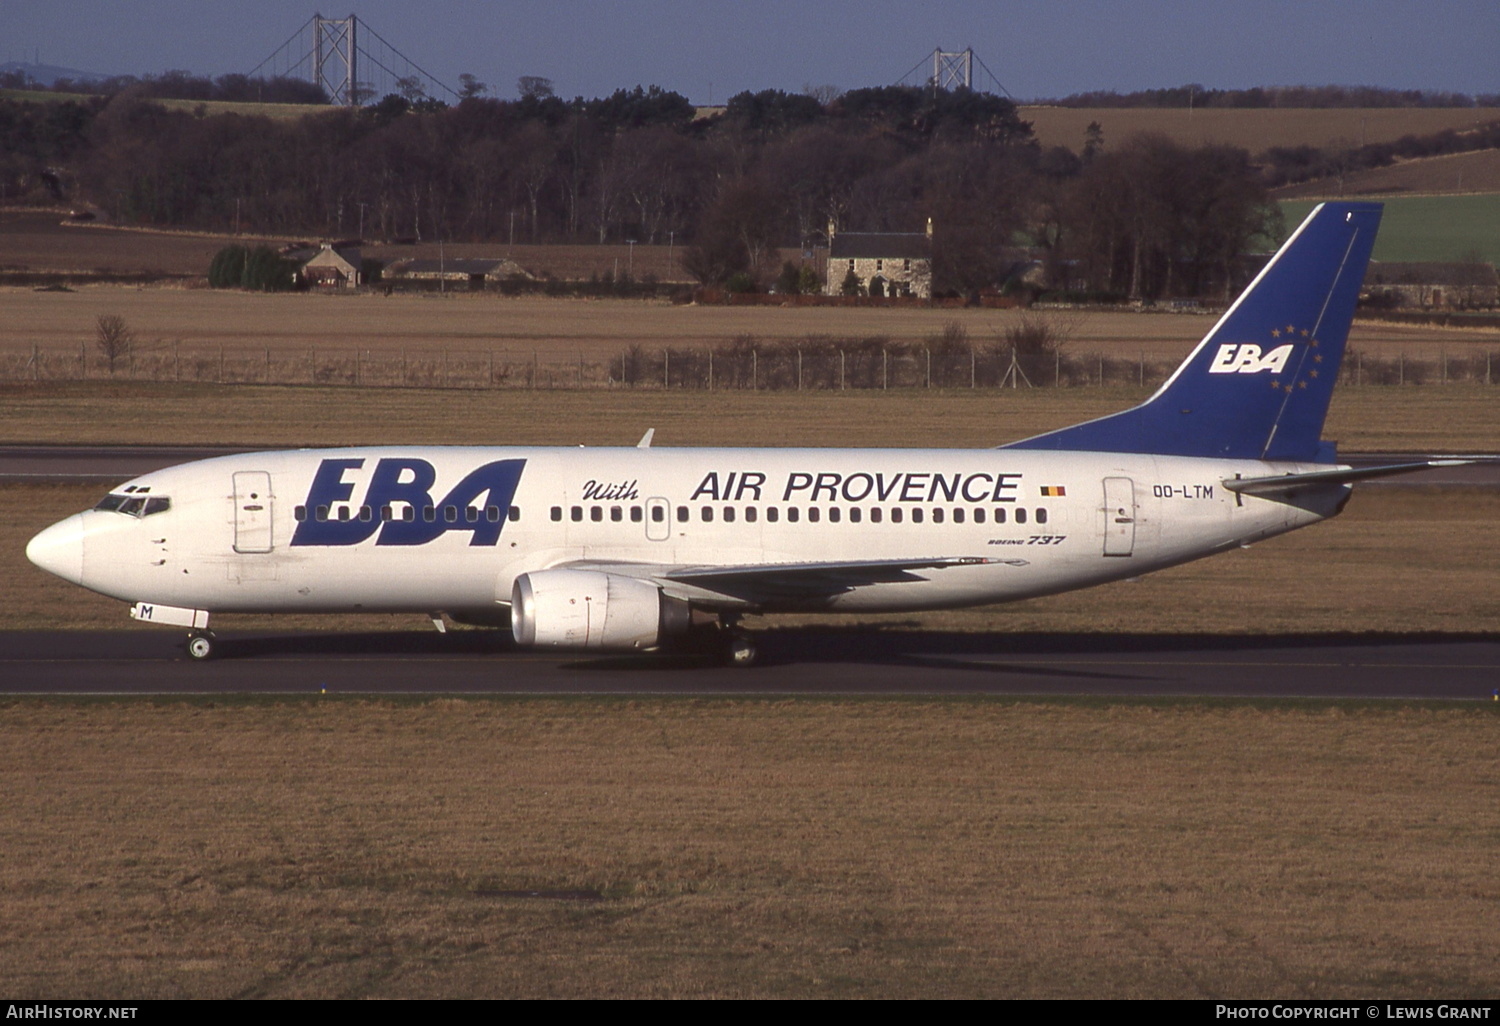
[1222,460,1474,496]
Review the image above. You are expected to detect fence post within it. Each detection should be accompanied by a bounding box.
[1442,350,1447,385]
[797,348,802,391]
[1098,354,1103,387]
[664,348,670,389]
[970,346,975,389]
[840,349,846,391]
[925,347,931,389]
[1055,349,1060,386]
[752,349,757,391]
[218,344,224,383]
[708,349,713,391]
[882,348,888,390]
[79,341,86,380]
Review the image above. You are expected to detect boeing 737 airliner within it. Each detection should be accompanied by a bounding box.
[26,202,1462,665]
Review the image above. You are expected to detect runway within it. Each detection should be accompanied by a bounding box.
[2,445,1498,485]
[2,629,1495,699]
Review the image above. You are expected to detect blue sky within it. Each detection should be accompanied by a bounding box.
[5,0,1498,103]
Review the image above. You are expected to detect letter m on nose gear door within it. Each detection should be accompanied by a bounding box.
[233,471,274,553]
[1102,476,1135,557]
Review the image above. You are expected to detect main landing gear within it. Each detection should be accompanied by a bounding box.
[717,615,758,668]
[186,629,217,661]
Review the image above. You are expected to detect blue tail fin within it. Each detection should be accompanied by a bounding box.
[1004,202,1382,461]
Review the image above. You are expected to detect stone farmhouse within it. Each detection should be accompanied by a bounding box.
[1364,261,1498,309]
[825,220,933,298]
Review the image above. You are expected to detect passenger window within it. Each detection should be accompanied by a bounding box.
[403,507,415,522]
[381,505,393,522]
[424,507,437,523]
[891,508,903,524]
[677,506,688,522]
[911,508,924,524]
[551,506,563,522]
[701,506,714,522]
[316,504,329,522]
[870,507,882,523]
[828,507,841,523]
[359,505,373,522]
[445,506,458,523]
[610,506,623,522]
[787,507,800,523]
[767,507,779,523]
[974,508,986,524]
[745,507,758,523]
[849,508,861,523]
[631,507,643,523]
[994,508,1006,524]
[932,508,944,524]
[1016,508,1028,525]
[650,506,663,523]
[1036,508,1048,525]
[337,506,351,522]
[808,507,821,523]
[590,506,603,522]
[953,508,964,524]
[465,506,478,523]
[571,506,583,522]
[295,505,307,522]
[723,507,736,523]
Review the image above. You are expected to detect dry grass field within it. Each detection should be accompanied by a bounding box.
[1021,105,1500,155]
[1,380,1496,450]
[0,207,711,283]
[1,697,1497,998]
[2,287,1494,367]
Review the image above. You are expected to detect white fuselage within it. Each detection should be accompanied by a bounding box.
[34,445,1347,620]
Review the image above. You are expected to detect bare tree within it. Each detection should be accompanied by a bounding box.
[95,314,133,374]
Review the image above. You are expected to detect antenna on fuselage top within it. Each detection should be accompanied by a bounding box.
[637,429,655,449]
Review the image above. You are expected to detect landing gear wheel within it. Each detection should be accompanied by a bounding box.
[724,631,757,668]
[186,630,216,661]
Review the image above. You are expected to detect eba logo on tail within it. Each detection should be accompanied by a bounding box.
[1208,342,1295,375]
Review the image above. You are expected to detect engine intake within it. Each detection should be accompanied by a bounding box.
[511,569,693,650]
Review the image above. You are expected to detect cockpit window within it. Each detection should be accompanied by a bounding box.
[93,493,171,518]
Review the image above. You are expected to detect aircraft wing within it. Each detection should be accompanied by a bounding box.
[1221,459,1476,497]
[558,555,1023,603]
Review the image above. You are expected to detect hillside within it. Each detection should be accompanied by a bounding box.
[1021,105,1500,154]
[1272,147,1500,198]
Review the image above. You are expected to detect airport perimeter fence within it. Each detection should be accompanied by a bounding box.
[2,339,1496,391]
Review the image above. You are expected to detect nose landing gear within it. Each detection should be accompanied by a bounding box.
[186,629,217,661]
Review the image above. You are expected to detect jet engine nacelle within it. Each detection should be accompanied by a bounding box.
[510,569,692,650]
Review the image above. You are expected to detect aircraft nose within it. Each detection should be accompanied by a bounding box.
[27,514,86,585]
